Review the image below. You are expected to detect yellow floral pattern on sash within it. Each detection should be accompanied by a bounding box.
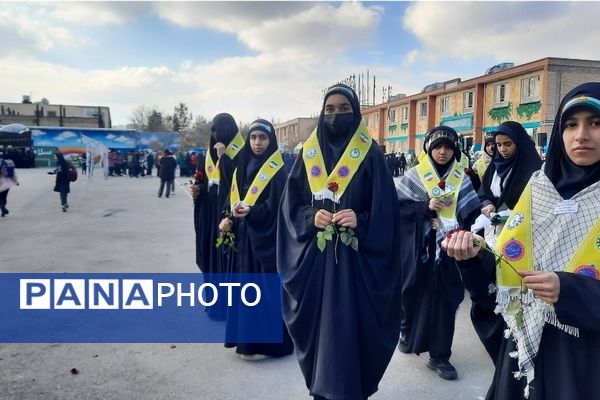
[302,121,372,202]
[205,133,245,187]
[230,151,284,209]
[415,157,465,223]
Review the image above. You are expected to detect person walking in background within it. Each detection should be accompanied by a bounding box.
[146,151,154,176]
[50,152,72,212]
[158,149,177,198]
[0,151,19,217]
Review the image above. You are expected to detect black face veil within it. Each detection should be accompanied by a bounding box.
[317,84,362,172]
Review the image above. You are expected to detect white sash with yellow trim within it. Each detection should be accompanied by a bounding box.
[302,121,372,203]
[205,133,245,187]
[230,151,284,210]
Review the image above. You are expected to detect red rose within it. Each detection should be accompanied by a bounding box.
[234,205,244,213]
[438,180,446,190]
[194,171,204,181]
[464,167,474,176]
[328,181,339,193]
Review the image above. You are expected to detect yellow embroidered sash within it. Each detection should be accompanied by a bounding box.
[474,157,488,180]
[230,151,284,209]
[415,157,465,222]
[204,133,245,187]
[302,121,371,202]
[497,182,600,287]
[225,133,245,159]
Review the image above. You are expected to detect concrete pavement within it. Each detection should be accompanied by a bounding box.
[0,168,493,399]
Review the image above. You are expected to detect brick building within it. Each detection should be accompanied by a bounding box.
[361,57,600,155]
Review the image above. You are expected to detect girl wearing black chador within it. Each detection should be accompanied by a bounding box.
[278,84,410,400]
[445,82,600,399]
[219,119,293,360]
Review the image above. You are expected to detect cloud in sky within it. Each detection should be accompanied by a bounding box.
[1,1,599,128]
[0,4,78,54]
[403,2,600,64]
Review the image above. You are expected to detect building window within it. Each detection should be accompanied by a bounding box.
[389,109,396,123]
[440,97,451,115]
[419,102,428,119]
[374,113,379,125]
[494,83,509,107]
[521,75,540,103]
[401,106,408,123]
[463,91,474,112]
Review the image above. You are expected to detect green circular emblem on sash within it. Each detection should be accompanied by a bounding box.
[596,235,600,250]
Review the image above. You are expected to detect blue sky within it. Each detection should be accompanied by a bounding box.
[1,1,599,127]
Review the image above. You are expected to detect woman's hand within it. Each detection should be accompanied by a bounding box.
[219,218,233,232]
[314,209,333,229]
[519,271,560,304]
[233,205,250,218]
[429,198,444,212]
[332,209,357,229]
[214,142,226,158]
[442,230,483,261]
[481,204,496,218]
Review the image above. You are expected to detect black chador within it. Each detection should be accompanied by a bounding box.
[194,113,242,321]
[278,84,410,400]
[223,119,293,358]
[395,126,481,379]
[456,82,600,400]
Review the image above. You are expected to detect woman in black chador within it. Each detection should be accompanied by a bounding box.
[219,119,293,360]
[278,84,410,400]
[395,126,481,380]
[193,113,243,320]
[444,82,600,399]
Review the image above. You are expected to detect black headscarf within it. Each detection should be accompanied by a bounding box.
[208,113,239,163]
[478,121,542,209]
[235,119,279,197]
[544,82,600,199]
[484,131,496,157]
[317,84,362,173]
[423,126,461,177]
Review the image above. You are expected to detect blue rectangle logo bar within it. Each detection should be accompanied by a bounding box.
[0,273,284,343]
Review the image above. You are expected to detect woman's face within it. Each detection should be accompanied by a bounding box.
[495,134,517,160]
[324,94,353,115]
[563,109,600,166]
[485,141,496,156]
[249,131,270,156]
[431,143,454,165]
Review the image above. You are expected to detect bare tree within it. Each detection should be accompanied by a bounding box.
[129,105,150,130]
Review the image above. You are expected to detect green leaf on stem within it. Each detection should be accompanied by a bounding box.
[316,232,326,252]
[340,232,351,245]
[351,237,359,251]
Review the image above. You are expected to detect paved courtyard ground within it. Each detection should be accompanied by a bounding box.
[0,168,494,399]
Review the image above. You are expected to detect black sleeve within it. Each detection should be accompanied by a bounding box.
[457,252,506,361]
[555,272,600,333]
